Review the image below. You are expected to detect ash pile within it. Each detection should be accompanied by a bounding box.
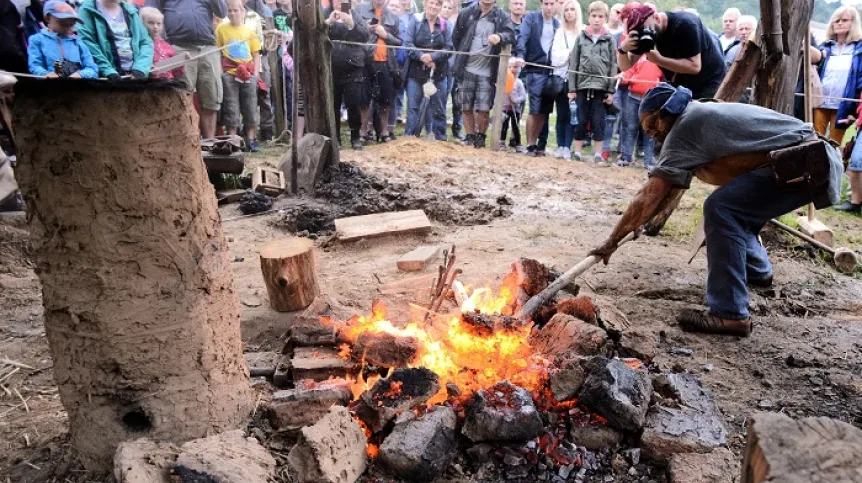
[272,162,512,236]
[235,258,730,483]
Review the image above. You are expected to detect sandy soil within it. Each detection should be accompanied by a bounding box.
[2,138,862,481]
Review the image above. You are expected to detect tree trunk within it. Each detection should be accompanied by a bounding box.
[714,39,763,103]
[293,0,339,169]
[260,237,319,311]
[13,80,253,472]
[752,0,814,114]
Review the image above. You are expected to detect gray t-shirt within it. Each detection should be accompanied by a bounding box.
[466,15,495,77]
[540,18,554,56]
[652,102,843,205]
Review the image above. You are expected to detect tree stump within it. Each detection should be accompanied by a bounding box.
[12,79,253,472]
[260,237,319,311]
[741,411,862,483]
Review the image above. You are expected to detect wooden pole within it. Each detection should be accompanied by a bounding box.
[293,0,339,168]
[714,39,762,102]
[490,45,512,152]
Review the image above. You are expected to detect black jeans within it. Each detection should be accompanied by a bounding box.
[332,66,366,142]
[501,108,521,146]
[574,89,607,142]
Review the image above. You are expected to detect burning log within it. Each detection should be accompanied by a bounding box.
[500,258,552,314]
[291,346,359,382]
[461,381,544,443]
[287,323,339,348]
[530,314,609,358]
[259,237,320,312]
[460,312,528,337]
[578,358,652,432]
[741,412,862,483]
[352,332,420,368]
[354,368,441,433]
[287,407,367,483]
[378,407,458,482]
[268,379,353,431]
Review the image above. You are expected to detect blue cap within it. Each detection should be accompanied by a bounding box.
[639,82,692,118]
[43,1,82,21]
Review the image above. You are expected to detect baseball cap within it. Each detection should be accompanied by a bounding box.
[43,1,82,21]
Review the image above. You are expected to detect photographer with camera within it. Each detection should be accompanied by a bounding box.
[616,2,725,99]
[27,1,99,79]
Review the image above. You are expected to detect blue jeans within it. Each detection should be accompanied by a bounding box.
[406,76,449,140]
[703,169,814,320]
[620,94,655,165]
[449,75,462,135]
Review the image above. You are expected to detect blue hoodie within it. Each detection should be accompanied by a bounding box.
[27,29,99,78]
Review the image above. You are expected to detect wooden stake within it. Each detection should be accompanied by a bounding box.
[490,45,512,152]
[260,237,320,312]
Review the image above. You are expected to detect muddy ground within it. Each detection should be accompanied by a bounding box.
[2,138,862,482]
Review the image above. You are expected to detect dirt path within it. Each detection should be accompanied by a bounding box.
[2,139,861,481]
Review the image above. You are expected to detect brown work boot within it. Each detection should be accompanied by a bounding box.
[677,309,753,337]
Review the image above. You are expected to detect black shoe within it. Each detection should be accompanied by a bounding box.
[833,201,862,214]
[748,274,773,288]
[526,144,537,155]
[259,127,273,142]
[462,133,476,146]
[473,133,486,149]
[351,139,363,150]
[453,131,466,142]
[362,133,375,146]
[0,193,24,212]
[387,132,397,142]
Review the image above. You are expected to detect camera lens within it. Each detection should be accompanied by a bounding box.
[633,27,655,55]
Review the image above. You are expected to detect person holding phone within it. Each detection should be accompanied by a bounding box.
[325,2,370,149]
[356,0,403,143]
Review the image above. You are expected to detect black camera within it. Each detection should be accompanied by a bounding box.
[631,26,656,55]
[53,59,82,78]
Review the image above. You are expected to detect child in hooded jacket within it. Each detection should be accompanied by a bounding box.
[27,0,98,78]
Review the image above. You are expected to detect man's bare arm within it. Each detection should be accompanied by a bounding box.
[590,176,674,264]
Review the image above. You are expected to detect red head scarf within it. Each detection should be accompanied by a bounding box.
[620,2,657,32]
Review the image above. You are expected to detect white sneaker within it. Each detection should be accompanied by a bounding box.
[561,147,571,160]
[554,147,563,158]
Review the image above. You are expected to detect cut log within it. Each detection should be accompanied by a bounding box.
[352,332,420,368]
[396,245,441,272]
[260,237,320,312]
[335,210,432,241]
[741,411,862,483]
[500,258,552,314]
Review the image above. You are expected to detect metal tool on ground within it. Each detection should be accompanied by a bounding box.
[426,244,457,321]
[769,219,858,273]
[515,232,637,320]
[411,67,435,137]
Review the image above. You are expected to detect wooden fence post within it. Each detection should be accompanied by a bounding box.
[490,45,512,152]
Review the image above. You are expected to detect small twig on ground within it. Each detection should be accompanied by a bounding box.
[23,461,39,470]
[250,393,263,418]
[13,387,29,412]
[0,367,19,384]
[0,359,35,370]
[0,384,11,396]
[583,279,597,292]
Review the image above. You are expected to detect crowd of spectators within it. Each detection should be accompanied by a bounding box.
[0,0,860,212]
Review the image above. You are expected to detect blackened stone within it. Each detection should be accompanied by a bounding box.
[355,367,441,433]
[379,407,457,482]
[461,381,543,443]
[579,358,652,431]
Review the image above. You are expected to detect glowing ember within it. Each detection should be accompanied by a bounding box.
[324,285,551,402]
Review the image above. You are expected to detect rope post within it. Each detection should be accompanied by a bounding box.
[490,45,511,152]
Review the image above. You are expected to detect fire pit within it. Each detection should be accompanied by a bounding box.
[265,255,726,482]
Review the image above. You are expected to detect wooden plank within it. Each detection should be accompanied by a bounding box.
[396,245,441,272]
[741,411,862,483]
[335,210,432,241]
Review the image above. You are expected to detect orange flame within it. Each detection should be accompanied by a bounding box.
[325,285,550,403]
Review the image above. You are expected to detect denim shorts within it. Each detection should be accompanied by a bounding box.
[524,72,555,115]
[851,132,862,171]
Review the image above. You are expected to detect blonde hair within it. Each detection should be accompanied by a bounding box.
[826,6,862,43]
[139,6,163,22]
[562,0,583,32]
[588,0,608,17]
[226,0,245,9]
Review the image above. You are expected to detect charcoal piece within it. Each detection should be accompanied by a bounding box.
[239,190,273,215]
[353,331,420,368]
[379,406,457,482]
[579,357,652,432]
[355,367,441,433]
[461,381,543,443]
[460,312,529,337]
[500,258,552,314]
